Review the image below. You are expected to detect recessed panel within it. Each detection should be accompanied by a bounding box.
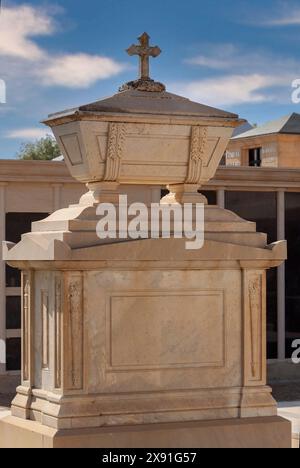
[108,291,224,371]
[60,133,83,166]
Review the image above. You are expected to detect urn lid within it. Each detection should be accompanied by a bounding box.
[45,88,238,124]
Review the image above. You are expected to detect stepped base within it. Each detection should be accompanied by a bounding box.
[0,415,291,448]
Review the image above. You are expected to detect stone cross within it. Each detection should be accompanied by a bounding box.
[127,33,161,81]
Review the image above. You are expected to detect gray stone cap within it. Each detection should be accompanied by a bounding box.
[44,89,239,124]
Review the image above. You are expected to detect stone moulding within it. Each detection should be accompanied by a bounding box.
[10,386,277,431]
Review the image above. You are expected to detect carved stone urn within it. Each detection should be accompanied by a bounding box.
[44,89,239,191]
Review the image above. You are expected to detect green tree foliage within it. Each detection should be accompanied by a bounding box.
[17,135,61,161]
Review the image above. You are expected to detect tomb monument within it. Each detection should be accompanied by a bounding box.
[0,34,291,448]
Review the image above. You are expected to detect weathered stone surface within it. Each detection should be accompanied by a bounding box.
[0,415,291,448]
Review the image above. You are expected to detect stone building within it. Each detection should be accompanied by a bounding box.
[204,166,300,372]
[223,113,300,372]
[1,112,300,391]
[226,113,300,168]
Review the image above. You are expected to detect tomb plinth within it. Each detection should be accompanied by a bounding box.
[0,34,291,448]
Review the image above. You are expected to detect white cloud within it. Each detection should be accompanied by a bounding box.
[186,44,300,75]
[38,53,125,88]
[186,44,238,69]
[6,128,51,140]
[248,3,300,26]
[182,43,300,106]
[0,5,55,60]
[170,74,288,107]
[0,4,125,90]
[264,12,300,26]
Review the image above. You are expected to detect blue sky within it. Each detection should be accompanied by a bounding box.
[1,0,300,158]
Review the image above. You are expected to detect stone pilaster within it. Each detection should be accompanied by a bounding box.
[0,183,7,374]
[277,190,286,360]
[52,184,63,212]
[240,267,277,418]
[217,188,225,209]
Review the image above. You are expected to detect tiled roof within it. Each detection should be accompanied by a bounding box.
[232,113,300,139]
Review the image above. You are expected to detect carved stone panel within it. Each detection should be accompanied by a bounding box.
[64,272,84,391]
[60,133,83,166]
[243,270,266,386]
[22,272,32,383]
[104,123,126,181]
[54,275,62,389]
[186,126,208,184]
[41,290,49,369]
[23,279,29,381]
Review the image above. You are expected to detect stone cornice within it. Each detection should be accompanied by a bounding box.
[206,167,300,191]
[0,160,300,191]
[44,111,242,128]
[0,160,79,184]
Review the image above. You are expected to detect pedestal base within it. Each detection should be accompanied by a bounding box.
[0,415,292,448]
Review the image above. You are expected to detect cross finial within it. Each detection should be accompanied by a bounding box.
[127,32,161,81]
